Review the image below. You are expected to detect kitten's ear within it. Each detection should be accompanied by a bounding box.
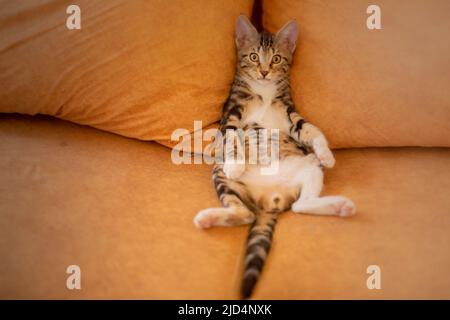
[275,20,298,53]
[235,15,258,48]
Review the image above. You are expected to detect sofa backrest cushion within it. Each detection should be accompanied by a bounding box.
[264,0,450,148]
[0,0,253,142]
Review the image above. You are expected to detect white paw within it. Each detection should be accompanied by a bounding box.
[223,162,245,180]
[194,209,218,229]
[315,147,335,168]
[333,197,356,217]
[290,196,356,217]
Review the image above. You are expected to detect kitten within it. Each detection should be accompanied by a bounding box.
[194,15,356,299]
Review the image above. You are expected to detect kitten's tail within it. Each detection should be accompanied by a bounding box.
[241,211,278,299]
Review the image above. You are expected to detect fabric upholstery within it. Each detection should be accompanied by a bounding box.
[1,114,449,299]
[263,0,450,148]
[0,0,253,141]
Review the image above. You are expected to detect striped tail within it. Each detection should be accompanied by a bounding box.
[241,211,278,299]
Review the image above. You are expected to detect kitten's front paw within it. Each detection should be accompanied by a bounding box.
[223,162,245,180]
[315,147,335,168]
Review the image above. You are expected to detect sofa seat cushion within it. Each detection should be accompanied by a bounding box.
[0,114,449,299]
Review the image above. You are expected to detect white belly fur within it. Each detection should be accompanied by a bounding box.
[239,154,320,210]
[243,80,291,133]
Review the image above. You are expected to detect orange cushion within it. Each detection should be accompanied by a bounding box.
[263,0,450,148]
[0,0,253,141]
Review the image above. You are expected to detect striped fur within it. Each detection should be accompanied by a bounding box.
[241,211,277,298]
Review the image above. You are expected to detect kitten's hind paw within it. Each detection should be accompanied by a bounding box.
[194,207,255,228]
[335,198,356,217]
[291,196,356,217]
[194,209,218,229]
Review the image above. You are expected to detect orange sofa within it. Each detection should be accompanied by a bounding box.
[1,0,449,299]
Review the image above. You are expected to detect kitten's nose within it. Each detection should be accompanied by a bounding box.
[260,70,269,77]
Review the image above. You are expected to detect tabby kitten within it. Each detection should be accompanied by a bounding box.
[194,15,356,298]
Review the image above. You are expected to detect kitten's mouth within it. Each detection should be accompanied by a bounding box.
[257,78,272,82]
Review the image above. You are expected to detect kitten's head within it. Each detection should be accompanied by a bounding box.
[235,15,298,84]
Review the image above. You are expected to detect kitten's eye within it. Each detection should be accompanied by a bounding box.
[249,53,259,62]
[272,55,282,64]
